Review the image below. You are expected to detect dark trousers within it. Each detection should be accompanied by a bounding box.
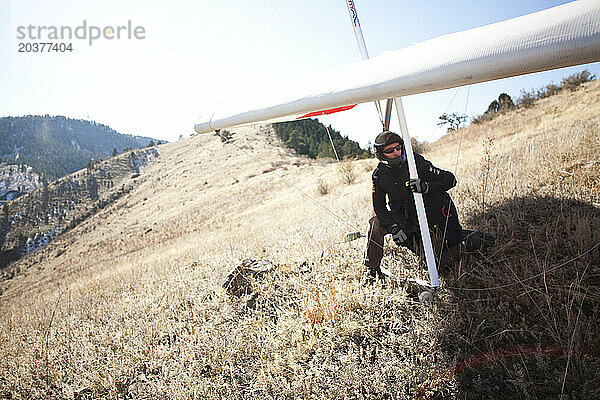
[364,195,464,269]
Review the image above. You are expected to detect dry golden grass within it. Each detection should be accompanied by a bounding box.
[1,81,599,399]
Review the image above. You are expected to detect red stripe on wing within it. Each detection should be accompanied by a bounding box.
[296,104,357,119]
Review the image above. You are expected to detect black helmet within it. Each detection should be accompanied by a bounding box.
[374,130,405,166]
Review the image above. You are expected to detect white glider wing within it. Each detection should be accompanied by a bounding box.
[195,1,600,134]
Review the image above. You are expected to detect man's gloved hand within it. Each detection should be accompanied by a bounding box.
[407,178,429,194]
[390,223,407,246]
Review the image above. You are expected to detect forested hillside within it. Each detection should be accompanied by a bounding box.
[272,118,371,159]
[0,116,157,179]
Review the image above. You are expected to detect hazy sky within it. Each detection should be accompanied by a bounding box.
[2,0,599,146]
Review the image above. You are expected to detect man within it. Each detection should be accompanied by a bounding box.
[364,130,492,280]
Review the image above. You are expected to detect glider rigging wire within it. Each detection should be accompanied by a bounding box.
[437,85,470,266]
[215,130,355,230]
[404,0,444,35]
[325,125,341,163]
[443,87,461,115]
[255,0,287,53]
[447,241,600,292]
[213,129,387,258]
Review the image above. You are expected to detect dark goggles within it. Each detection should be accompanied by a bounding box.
[382,144,402,154]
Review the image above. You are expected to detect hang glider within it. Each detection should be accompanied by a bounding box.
[195,0,600,291]
[194,0,600,134]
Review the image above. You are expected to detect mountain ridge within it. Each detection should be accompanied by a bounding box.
[0,115,158,180]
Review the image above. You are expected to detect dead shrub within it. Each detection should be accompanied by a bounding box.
[516,88,537,109]
[338,161,355,185]
[560,69,596,92]
[316,179,329,196]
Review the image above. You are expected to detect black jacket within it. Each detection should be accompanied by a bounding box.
[372,153,457,230]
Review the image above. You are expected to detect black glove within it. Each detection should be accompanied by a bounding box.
[390,223,407,246]
[407,178,429,194]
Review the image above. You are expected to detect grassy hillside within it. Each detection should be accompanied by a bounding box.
[0,81,599,399]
